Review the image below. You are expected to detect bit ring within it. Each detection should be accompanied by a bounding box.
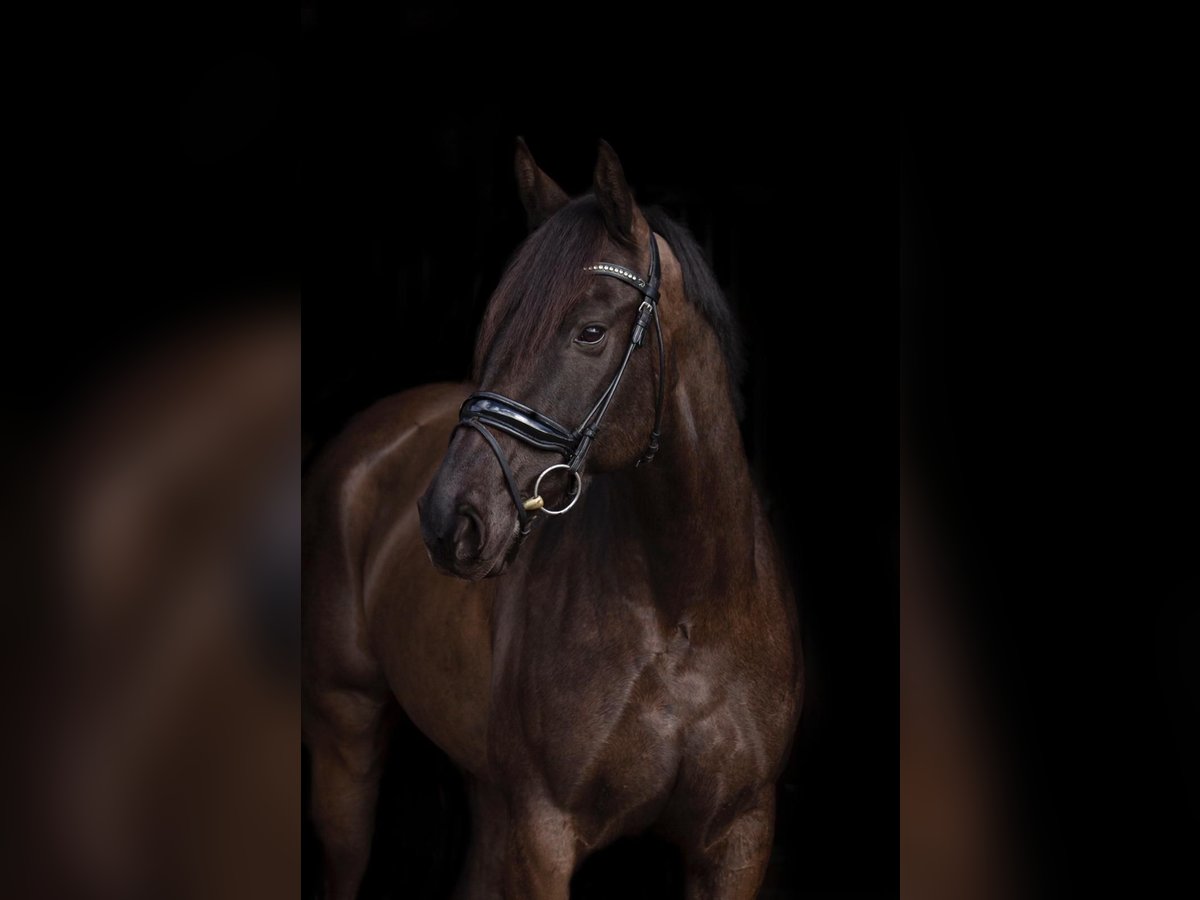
[530,464,582,515]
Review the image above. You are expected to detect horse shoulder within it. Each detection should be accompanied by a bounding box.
[302,382,472,691]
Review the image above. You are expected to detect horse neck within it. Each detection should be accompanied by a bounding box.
[616,328,759,624]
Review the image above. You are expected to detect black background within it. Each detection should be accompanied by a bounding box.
[303,6,895,900]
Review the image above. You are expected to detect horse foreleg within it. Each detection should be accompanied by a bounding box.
[683,790,776,900]
[306,690,391,900]
[500,799,579,900]
[451,778,507,900]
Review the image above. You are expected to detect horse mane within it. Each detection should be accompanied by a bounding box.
[641,205,745,417]
[473,198,607,378]
[474,197,745,416]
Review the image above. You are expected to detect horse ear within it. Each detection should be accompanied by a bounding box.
[515,137,569,230]
[593,140,648,247]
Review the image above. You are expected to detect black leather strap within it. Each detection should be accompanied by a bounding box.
[636,299,665,467]
[585,237,661,305]
[568,233,663,471]
[460,393,576,456]
[583,261,660,302]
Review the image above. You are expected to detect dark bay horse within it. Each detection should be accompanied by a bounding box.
[303,141,803,899]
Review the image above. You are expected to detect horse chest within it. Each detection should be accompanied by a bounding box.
[499,608,734,832]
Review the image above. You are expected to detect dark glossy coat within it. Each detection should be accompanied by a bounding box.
[303,142,803,900]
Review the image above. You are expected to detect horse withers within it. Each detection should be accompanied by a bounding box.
[303,140,804,900]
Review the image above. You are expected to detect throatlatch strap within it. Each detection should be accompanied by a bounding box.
[637,301,665,467]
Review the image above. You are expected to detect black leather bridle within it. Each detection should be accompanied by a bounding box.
[456,234,666,533]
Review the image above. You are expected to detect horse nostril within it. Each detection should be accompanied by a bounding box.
[452,506,485,560]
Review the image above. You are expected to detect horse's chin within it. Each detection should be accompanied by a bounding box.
[454,550,513,581]
[483,530,524,578]
[480,520,535,578]
[427,532,520,581]
[483,557,511,578]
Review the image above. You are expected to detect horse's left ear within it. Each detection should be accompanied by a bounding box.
[593,140,649,248]
[515,137,570,230]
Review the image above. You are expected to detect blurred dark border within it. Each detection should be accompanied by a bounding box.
[905,36,1199,896]
[7,3,1197,897]
[3,5,297,432]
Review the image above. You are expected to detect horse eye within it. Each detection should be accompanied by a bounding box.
[575,324,607,344]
